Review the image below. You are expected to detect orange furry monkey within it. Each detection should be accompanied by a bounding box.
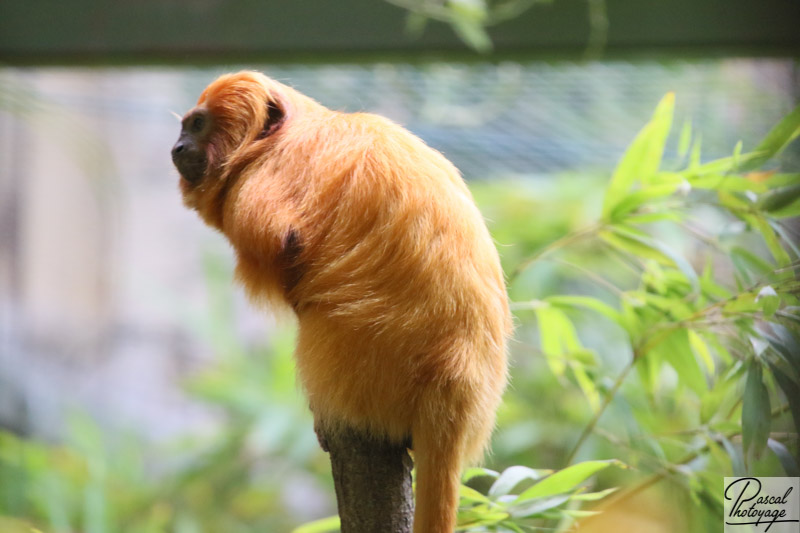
[172,71,511,532]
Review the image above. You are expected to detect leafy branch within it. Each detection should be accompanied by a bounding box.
[499,93,800,530]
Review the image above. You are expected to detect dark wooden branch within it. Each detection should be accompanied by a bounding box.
[316,424,414,533]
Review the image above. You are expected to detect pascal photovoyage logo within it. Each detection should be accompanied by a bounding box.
[724,477,800,532]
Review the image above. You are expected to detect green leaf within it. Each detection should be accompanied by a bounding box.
[545,295,624,327]
[601,229,662,264]
[514,460,621,502]
[508,494,571,518]
[700,261,732,300]
[751,215,791,267]
[656,329,707,394]
[601,227,699,291]
[730,246,777,282]
[291,515,340,533]
[636,342,662,393]
[771,221,800,258]
[449,16,492,52]
[768,363,800,437]
[718,189,752,214]
[741,102,800,171]
[759,183,800,218]
[688,330,714,374]
[457,505,509,527]
[767,438,800,477]
[534,305,583,376]
[488,466,550,498]
[722,292,760,315]
[732,140,743,170]
[764,172,800,187]
[690,174,768,193]
[570,361,601,411]
[689,135,703,171]
[462,467,499,484]
[624,210,685,224]
[741,360,771,464]
[603,93,675,217]
[709,338,735,370]
[767,323,800,370]
[756,286,780,317]
[693,150,762,175]
[719,433,746,477]
[570,487,619,501]
[460,484,492,504]
[448,0,488,21]
[607,182,683,222]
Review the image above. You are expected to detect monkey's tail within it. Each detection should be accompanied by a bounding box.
[412,418,465,533]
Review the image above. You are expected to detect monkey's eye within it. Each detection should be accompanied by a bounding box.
[190,115,205,133]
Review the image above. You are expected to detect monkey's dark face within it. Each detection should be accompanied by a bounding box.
[172,107,213,184]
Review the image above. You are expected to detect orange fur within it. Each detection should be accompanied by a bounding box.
[176,71,511,532]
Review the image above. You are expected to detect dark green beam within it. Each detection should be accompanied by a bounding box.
[1,0,799,65]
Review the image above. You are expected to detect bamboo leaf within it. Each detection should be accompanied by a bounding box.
[719,434,746,477]
[759,183,800,218]
[534,305,584,376]
[457,505,509,526]
[570,487,619,501]
[607,182,682,222]
[732,140,743,170]
[767,438,800,477]
[545,295,624,327]
[689,135,702,171]
[755,286,780,317]
[742,360,771,464]
[730,246,777,281]
[603,93,674,217]
[768,362,800,437]
[602,227,699,291]
[688,330,714,374]
[657,329,707,394]
[462,467,500,484]
[460,484,492,504]
[741,102,800,171]
[722,292,760,315]
[694,150,762,175]
[488,466,550,498]
[751,215,791,267]
[767,323,800,370]
[508,494,571,518]
[691,174,768,193]
[570,361,601,411]
[514,460,621,502]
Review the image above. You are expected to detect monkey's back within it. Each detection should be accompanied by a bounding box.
[270,112,511,450]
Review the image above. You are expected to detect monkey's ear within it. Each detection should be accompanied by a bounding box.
[257,98,287,140]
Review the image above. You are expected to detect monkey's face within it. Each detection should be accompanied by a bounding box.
[172,71,290,228]
[171,106,213,184]
[172,72,287,188]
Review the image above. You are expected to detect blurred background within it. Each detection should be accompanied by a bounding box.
[1,1,799,532]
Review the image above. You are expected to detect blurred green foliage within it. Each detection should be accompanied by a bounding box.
[1,95,799,532]
[386,0,608,58]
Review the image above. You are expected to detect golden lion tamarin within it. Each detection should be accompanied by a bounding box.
[172,71,511,532]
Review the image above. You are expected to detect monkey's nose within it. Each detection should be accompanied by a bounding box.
[171,141,185,162]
